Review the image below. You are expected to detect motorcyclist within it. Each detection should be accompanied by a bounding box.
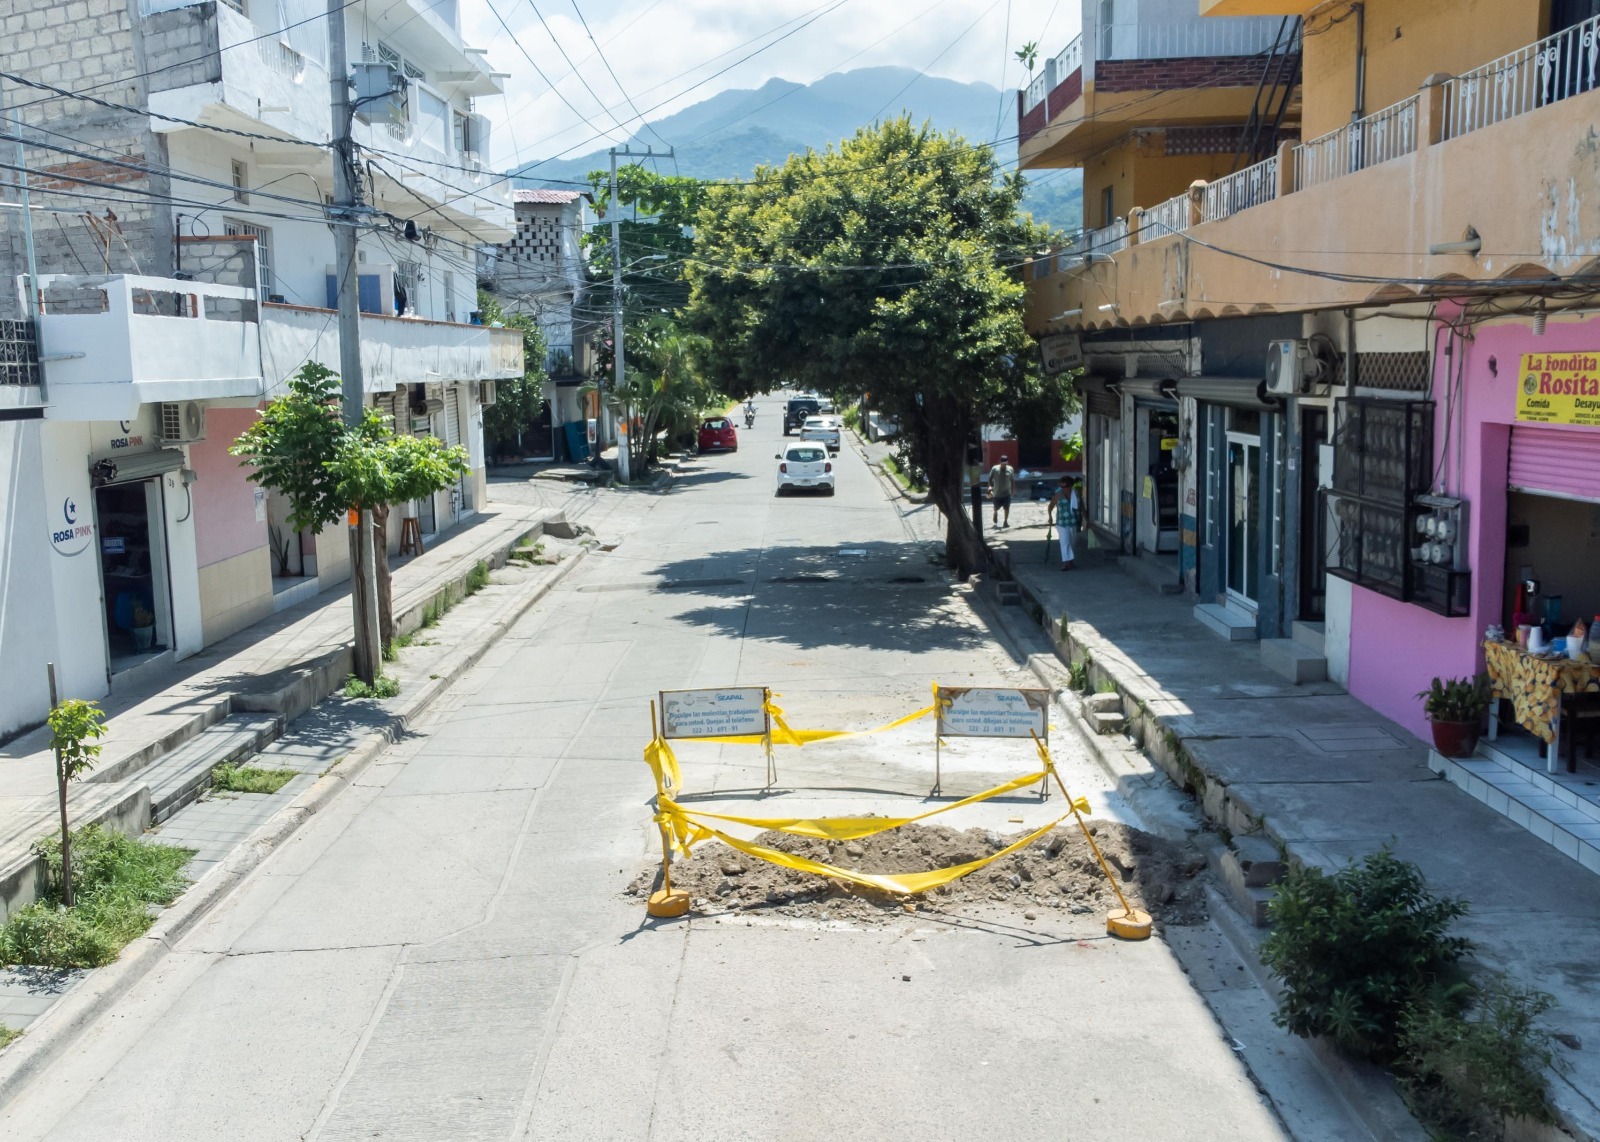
[743,400,756,428]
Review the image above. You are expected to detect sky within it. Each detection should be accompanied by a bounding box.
[458,0,1081,169]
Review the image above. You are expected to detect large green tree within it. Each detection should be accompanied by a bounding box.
[231,363,469,649]
[684,118,1073,572]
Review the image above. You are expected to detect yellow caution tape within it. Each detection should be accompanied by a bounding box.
[664,773,1087,841]
[667,811,1068,896]
[679,698,938,748]
[643,736,682,794]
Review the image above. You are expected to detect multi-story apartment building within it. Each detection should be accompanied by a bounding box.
[0,0,522,738]
[482,189,597,462]
[1024,1,1600,856]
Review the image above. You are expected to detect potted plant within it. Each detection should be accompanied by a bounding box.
[130,602,155,652]
[1417,674,1490,758]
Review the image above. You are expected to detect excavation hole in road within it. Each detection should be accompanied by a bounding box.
[656,578,748,591]
[768,574,833,584]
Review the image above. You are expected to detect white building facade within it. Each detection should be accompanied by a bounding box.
[0,0,521,738]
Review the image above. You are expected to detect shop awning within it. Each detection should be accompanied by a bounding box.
[93,448,185,487]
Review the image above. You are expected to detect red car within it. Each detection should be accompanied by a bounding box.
[697,416,738,453]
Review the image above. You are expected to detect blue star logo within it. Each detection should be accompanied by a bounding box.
[63,497,77,525]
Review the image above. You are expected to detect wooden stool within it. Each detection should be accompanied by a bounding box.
[399,517,424,556]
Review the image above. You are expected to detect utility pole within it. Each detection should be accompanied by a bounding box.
[608,144,673,485]
[328,0,382,682]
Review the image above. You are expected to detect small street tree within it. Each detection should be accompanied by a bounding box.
[231,363,469,651]
[601,316,718,474]
[47,692,106,908]
[684,118,1075,573]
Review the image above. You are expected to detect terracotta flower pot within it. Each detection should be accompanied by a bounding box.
[1429,718,1481,759]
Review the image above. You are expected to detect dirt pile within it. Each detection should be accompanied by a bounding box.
[628,820,1208,927]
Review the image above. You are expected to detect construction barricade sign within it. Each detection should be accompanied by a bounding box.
[659,687,770,740]
[935,686,1050,738]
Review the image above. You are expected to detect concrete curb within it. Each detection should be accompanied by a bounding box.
[0,549,589,1110]
[850,430,929,505]
[962,582,1426,1141]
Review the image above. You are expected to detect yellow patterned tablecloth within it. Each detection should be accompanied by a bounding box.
[1483,640,1600,744]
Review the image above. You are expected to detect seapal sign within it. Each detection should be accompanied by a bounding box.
[660,687,768,739]
[1517,352,1600,427]
[937,686,1050,738]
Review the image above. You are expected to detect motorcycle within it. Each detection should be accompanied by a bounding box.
[743,408,756,429]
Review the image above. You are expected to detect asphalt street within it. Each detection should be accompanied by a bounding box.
[0,399,1290,1140]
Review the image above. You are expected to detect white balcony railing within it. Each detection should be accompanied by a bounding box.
[259,304,523,395]
[1202,155,1278,222]
[1293,95,1418,192]
[1022,34,1085,113]
[1141,193,1191,239]
[1084,217,1129,255]
[1445,12,1600,139]
[35,275,263,421]
[1097,17,1294,62]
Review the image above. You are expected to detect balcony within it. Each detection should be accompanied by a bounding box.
[1018,17,1298,168]
[1025,14,1600,335]
[259,304,523,394]
[143,0,332,147]
[35,275,263,421]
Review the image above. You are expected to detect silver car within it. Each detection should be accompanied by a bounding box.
[799,415,841,453]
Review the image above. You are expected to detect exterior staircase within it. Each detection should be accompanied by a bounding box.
[1259,621,1329,685]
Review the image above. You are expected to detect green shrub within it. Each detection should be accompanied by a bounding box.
[1067,660,1089,692]
[0,826,193,969]
[344,674,401,699]
[465,560,491,595]
[211,764,298,795]
[1400,974,1560,1139]
[1261,848,1470,1066]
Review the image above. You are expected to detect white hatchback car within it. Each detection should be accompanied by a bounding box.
[799,415,842,453]
[775,444,835,496]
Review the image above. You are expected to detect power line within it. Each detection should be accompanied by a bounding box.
[568,0,672,151]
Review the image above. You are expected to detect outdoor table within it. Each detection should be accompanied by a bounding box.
[1483,639,1600,773]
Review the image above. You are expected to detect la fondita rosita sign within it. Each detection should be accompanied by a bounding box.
[1517,352,1600,427]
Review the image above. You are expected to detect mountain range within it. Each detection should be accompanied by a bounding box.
[507,66,1082,232]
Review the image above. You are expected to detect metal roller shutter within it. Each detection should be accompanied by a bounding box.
[1508,425,1600,503]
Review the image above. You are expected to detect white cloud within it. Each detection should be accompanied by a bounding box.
[459,0,1081,169]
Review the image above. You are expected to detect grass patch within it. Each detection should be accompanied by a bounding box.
[880,455,927,494]
[344,674,401,699]
[0,826,194,970]
[0,1024,19,1050]
[1094,679,1120,695]
[211,763,298,795]
[465,560,491,595]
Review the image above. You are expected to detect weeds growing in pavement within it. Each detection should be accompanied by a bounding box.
[1094,679,1119,695]
[465,560,491,595]
[343,674,401,699]
[880,455,927,495]
[1067,660,1089,692]
[210,763,298,795]
[0,826,193,969]
[0,1024,19,1050]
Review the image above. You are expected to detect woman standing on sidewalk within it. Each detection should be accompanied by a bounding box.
[1048,477,1083,571]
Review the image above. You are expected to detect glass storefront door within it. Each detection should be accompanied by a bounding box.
[1226,434,1261,606]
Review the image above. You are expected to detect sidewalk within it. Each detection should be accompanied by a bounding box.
[991,535,1600,1139]
[0,494,582,921]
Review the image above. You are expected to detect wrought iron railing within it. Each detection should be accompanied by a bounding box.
[1445,13,1600,138]
[0,319,40,386]
[1293,95,1418,191]
[1202,155,1278,222]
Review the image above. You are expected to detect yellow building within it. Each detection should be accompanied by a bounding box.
[1024,1,1600,902]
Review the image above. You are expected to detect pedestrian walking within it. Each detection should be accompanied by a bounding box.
[1047,477,1083,570]
[987,454,1016,528]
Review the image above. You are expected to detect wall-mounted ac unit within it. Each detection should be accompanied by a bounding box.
[1265,339,1328,395]
[478,380,497,407]
[159,400,206,444]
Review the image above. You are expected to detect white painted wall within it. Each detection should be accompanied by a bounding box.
[1324,573,1353,687]
[0,420,62,737]
[40,420,109,705]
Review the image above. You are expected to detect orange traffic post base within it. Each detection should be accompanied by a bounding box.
[1106,905,1154,940]
[647,887,690,918]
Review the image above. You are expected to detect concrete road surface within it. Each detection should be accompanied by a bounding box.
[0,399,1291,1141]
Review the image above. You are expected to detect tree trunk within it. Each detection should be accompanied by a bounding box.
[373,503,394,648]
[920,394,986,577]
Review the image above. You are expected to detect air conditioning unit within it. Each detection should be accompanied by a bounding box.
[478,380,497,408]
[159,401,205,443]
[1265,339,1327,395]
[423,397,446,415]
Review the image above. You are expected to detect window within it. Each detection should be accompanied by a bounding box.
[230,160,248,204]
[1100,185,1115,228]
[395,260,421,315]
[223,218,273,296]
[442,271,456,322]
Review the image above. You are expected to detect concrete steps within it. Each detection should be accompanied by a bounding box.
[1260,621,1330,685]
[1208,834,1286,927]
[1116,554,1183,596]
[1080,691,1126,734]
[145,714,285,824]
[1194,602,1257,641]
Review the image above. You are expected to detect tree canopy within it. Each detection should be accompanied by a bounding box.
[683,118,1074,570]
